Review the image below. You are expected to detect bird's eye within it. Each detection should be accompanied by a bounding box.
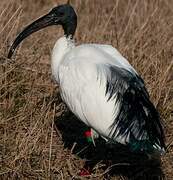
[59,11,64,16]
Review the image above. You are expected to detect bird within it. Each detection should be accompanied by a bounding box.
[8,3,165,155]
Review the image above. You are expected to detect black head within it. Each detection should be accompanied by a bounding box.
[8,4,77,59]
[50,5,77,36]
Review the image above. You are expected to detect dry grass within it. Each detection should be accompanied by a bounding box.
[0,0,173,179]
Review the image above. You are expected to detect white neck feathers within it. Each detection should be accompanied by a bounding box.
[51,36,75,81]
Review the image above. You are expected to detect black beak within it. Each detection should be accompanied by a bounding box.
[8,12,59,59]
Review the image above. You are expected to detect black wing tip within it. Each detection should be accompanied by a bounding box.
[128,139,166,155]
[104,65,166,155]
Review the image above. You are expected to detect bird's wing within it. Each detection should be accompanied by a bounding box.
[58,46,165,153]
[91,44,137,74]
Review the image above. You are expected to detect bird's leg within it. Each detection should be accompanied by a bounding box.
[91,128,99,146]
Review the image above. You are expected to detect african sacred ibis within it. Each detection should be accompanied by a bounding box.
[8,3,165,155]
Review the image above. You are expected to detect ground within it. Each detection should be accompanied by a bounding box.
[0,0,173,179]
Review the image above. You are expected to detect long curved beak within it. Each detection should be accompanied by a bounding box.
[8,13,58,59]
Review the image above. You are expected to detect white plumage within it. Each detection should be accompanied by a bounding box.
[51,36,164,151]
[52,37,134,144]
